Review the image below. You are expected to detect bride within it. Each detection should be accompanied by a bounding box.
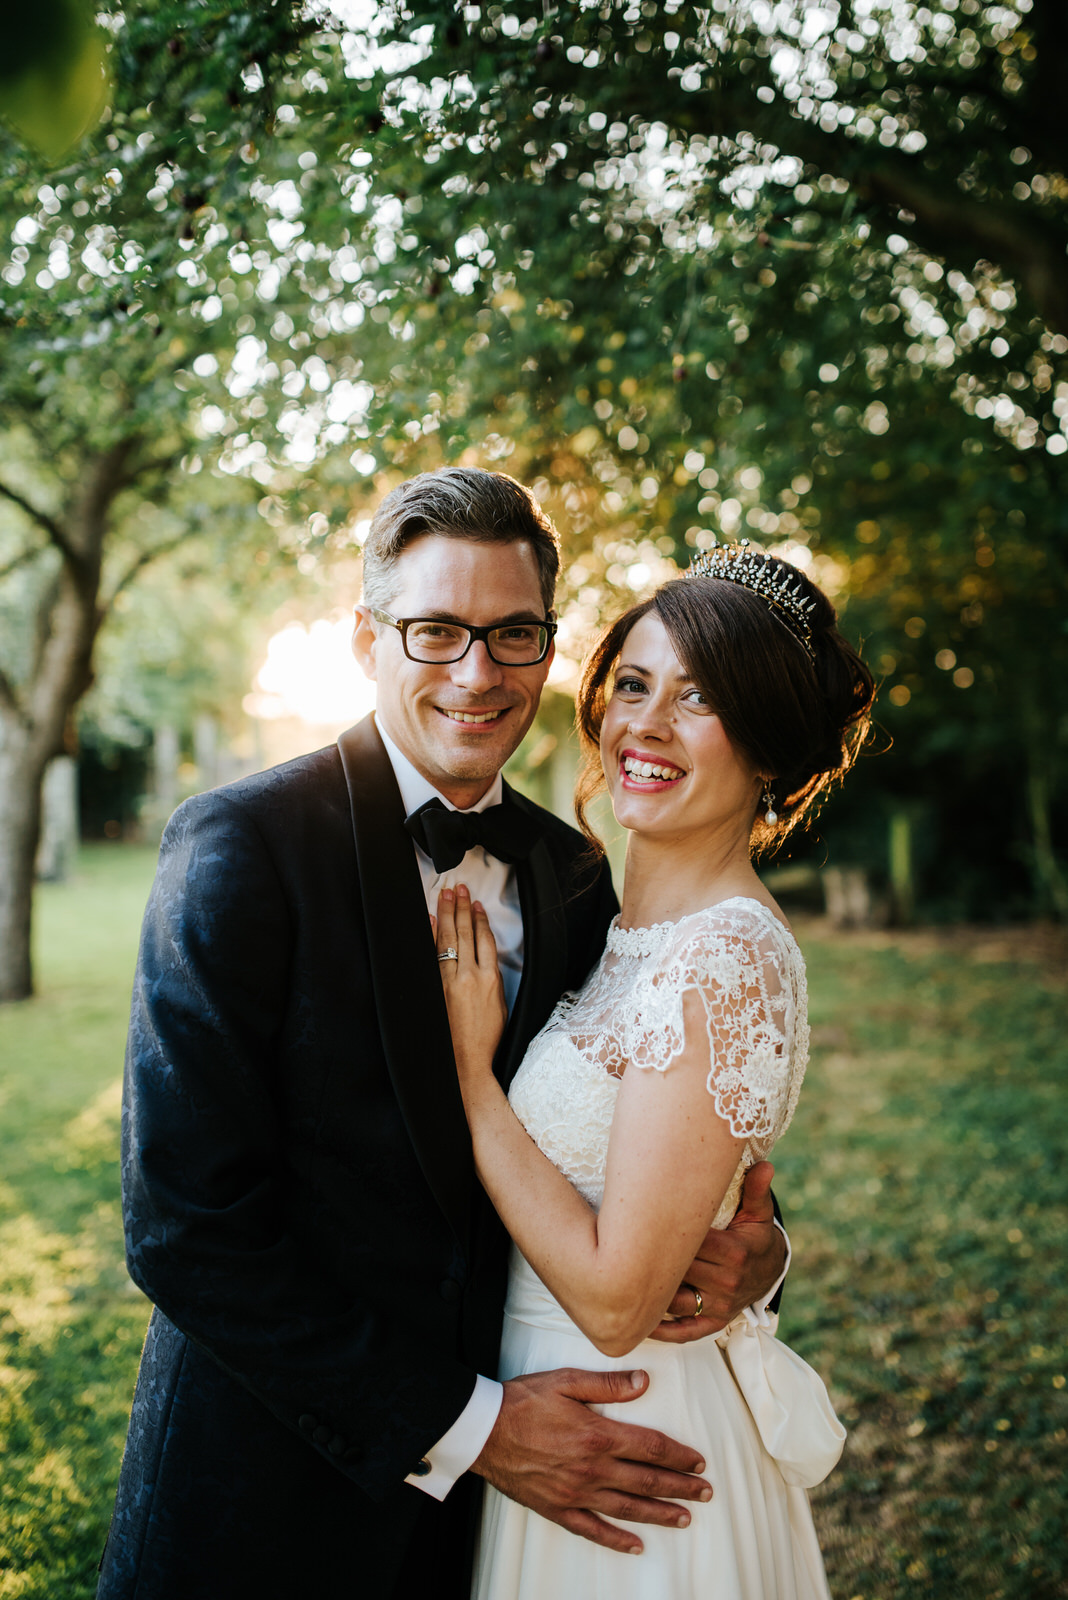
[434,545,874,1599]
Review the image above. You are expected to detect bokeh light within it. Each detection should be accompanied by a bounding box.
[244,616,375,727]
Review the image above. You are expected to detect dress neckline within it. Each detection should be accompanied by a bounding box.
[607,896,799,956]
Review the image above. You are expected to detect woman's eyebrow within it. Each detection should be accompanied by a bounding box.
[615,660,693,683]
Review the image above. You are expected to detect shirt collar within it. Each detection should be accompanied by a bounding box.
[376,715,504,817]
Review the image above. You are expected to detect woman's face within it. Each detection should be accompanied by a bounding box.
[599,612,762,845]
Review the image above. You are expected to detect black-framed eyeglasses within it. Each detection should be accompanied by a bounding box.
[371,608,557,665]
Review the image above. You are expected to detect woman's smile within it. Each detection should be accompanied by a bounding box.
[619,748,687,789]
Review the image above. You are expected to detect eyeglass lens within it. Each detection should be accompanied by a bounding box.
[405,620,548,663]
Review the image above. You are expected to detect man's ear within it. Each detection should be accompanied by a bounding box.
[352,605,378,681]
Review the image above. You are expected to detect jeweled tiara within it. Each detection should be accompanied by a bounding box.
[685,538,817,659]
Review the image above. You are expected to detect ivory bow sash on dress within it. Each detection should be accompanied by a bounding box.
[506,1248,845,1490]
[716,1306,846,1488]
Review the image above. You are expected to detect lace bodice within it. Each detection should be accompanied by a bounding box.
[508,897,809,1225]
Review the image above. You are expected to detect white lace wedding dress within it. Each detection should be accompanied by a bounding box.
[472,898,842,1600]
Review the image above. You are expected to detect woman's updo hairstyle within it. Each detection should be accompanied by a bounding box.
[575,551,875,854]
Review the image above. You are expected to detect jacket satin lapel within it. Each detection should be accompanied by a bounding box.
[497,786,570,1091]
[337,717,472,1246]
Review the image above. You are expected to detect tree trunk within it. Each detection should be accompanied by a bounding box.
[0,722,48,1001]
[0,438,136,1000]
[1026,759,1068,921]
[36,753,78,882]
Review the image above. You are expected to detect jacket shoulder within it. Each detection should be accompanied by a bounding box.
[169,744,345,829]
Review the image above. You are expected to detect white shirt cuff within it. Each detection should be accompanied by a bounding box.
[404,1374,504,1501]
[750,1218,791,1321]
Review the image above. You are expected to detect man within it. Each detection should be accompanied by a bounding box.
[99,468,786,1598]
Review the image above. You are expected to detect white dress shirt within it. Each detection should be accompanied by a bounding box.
[378,721,510,1500]
[376,717,791,1501]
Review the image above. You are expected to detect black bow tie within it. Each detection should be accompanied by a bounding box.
[404,796,542,874]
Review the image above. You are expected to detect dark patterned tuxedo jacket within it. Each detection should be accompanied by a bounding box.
[97,715,617,1599]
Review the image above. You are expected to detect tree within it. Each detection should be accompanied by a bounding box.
[330,0,1067,916]
[3,0,1065,1002]
[0,0,384,998]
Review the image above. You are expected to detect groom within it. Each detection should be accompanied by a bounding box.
[98,468,787,1598]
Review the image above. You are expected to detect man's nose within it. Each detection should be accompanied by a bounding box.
[449,639,504,692]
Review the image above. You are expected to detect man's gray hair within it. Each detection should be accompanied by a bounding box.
[361,467,560,612]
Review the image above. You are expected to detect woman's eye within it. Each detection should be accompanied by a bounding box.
[615,676,646,695]
[683,688,709,707]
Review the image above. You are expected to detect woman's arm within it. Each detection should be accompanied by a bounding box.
[437,887,747,1357]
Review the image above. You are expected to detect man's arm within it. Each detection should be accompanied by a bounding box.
[650,1162,788,1343]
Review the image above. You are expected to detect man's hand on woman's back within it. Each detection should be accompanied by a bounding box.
[651,1161,786,1341]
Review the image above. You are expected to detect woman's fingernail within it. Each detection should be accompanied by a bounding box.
[628,1370,645,1391]
[457,883,469,897]
[441,887,454,900]
[699,1487,713,1502]
[676,1512,690,1528]
[694,1459,706,1474]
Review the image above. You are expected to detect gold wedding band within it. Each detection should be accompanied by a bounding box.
[688,1284,704,1319]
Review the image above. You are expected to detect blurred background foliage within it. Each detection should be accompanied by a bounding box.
[1,0,1066,997]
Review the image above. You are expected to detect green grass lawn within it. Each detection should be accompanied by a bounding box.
[0,847,1065,1598]
[780,924,1068,1600]
[0,845,158,1600]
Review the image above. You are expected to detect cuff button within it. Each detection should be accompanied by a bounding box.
[412,1458,432,1477]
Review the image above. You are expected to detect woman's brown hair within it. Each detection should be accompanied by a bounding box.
[576,559,875,854]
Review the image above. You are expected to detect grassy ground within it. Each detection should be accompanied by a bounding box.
[0,847,1065,1598]
[780,923,1068,1600]
[0,846,158,1599]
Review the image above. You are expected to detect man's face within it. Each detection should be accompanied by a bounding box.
[353,534,554,807]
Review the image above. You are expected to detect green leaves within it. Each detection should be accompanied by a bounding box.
[0,0,111,160]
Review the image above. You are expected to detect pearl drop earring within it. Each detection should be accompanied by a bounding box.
[762,783,778,825]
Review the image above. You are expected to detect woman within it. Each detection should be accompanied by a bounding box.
[435,543,875,1598]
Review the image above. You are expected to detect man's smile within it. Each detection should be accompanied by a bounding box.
[439,707,509,726]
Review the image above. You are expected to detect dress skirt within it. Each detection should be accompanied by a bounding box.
[472,1250,832,1600]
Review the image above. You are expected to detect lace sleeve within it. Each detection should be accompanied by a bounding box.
[619,906,806,1148]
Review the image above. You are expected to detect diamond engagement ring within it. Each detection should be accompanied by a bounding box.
[437,948,459,963]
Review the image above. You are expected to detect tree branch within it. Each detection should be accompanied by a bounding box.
[687,89,1068,332]
[0,659,26,723]
[114,448,185,496]
[104,534,188,607]
[0,541,47,583]
[859,160,1068,333]
[0,480,83,572]
[528,26,1068,329]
